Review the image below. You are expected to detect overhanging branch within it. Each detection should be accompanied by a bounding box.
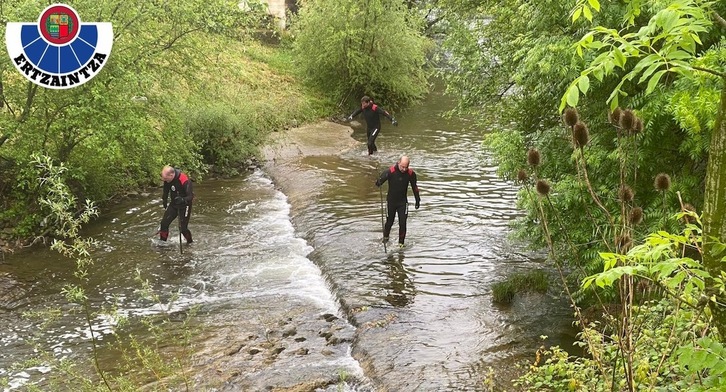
[693,65,726,78]
[714,11,726,30]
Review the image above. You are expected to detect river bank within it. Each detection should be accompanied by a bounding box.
[0,118,349,259]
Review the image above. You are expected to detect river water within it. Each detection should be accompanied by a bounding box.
[0,87,576,391]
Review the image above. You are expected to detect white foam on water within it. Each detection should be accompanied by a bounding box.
[218,172,341,314]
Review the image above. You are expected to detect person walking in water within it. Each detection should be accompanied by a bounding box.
[159,165,194,243]
[376,155,420,248]
[347,95,398,155]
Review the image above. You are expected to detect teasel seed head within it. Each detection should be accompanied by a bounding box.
[619,109,636,132]
[536,179,550,196]
[655,173,671,192]
[609,107,623,125]
[631,118,643,135]
[517,169,528,183]
[619,185,634,203]
[629,207,644,225]
[527,148,541,167]
[563,107,579,127]
[573,122,589,148]
[616,234,633,253]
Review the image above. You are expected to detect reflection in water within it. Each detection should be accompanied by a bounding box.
[383,251,416,308]
[293,84,578,391]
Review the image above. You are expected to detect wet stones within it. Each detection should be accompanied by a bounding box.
[0,272,29,311]
[321,313,338,322]
[270,345,285,356]
[204,310,359,391]
[224,343,244,356]
[281,325,296,337]
[317,328,333,340]
[293,347,309,355]
[248,347,263,355]
[318,323,354,346]
[222,312,354,365]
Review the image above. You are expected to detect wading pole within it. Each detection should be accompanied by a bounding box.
[178,206,183,255]
[380,185,387,253]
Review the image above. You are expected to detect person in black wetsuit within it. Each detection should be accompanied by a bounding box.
[159,165,194,243]
[375,155,421,247]
[346,95,398,155]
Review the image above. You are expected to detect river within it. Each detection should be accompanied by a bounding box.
[0,87,576,391]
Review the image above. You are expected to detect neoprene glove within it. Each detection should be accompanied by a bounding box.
[391,118,398,126]
[415,200,420,210]
[174,196,186,206]
[375,179,382,187]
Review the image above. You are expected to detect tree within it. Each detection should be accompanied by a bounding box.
[437,0,708,291]
[0,0,266,237]
[291,0,431,108]
[563,0,726,334]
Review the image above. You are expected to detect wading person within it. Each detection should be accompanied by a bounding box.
[375,155,420,248]
[346,95,398,155]
[159,165,194,243]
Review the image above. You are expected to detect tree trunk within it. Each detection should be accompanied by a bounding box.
[704,77,726,335]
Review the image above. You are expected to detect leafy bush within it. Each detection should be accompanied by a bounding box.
[517,220,726,391]
[291,0,432,109]
[0,1,329,239]
[184,103,262,169]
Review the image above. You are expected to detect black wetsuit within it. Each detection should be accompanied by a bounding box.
[349,104,394,155]
[160,169,194,243]
[376,164,421,244]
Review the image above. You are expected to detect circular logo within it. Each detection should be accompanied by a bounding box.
[38,4,80,45]
[6,3,113,89]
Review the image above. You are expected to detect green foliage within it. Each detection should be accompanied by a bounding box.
[582,219,712,301]
[291,0,432,108]
[677,337,726,390]
[184,102,263,170]
[438,0,725,388]
[484,130,525,180]
[560,0,726,337]
[11,155,199,390]
[517,215,726,390]
[0,1,328,240]
[105,271,199,390]
[439,0,717,308]
[563,0,718,111]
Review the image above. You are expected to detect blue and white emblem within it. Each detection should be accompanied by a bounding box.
[5,4,113,89]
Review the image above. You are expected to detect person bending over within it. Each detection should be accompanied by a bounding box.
[159,165,194,243]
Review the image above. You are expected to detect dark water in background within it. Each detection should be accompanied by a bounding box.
[0,86,577,391]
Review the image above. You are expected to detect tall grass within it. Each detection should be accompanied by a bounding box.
[491,270,549,304]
